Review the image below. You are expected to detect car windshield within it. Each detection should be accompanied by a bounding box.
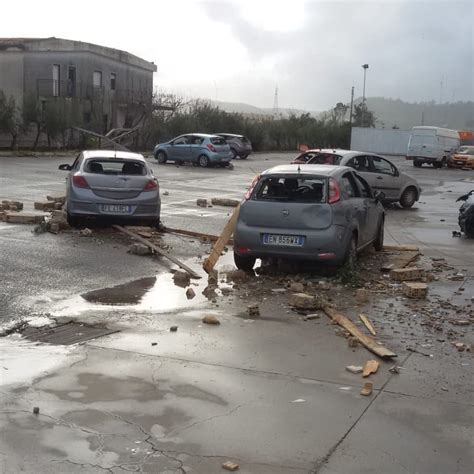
[254,176,326,203]
[457,147,474,155]
[84,159,146,175]
[308,153,342,165]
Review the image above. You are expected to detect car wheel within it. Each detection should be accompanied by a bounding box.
[400,187,417,208]
[234,252,256,271]
[240,154,248,160]
[343,234,357,270]
[441,157,447,168]
[230,148,238,159]
[156,151,167,164]
[198,155,210,168]
[373,218,384,251]
[67,211,82,228]
[413,159,422,168]
[433,161,442,169]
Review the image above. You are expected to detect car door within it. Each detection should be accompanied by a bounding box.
[340,171,370,246]
[367,155,400,200]
[169,135,190,162]
[354,172,380,240]
[189,135,205,162]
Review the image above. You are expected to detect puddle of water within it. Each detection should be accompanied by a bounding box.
[51,254,236,317]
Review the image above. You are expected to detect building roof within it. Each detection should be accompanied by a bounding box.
[0,37,157,72]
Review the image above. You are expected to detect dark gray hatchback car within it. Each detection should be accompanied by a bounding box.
[233,164,385,270]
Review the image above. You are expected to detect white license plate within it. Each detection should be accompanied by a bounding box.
[263,234,305,246]
[100,204,132,214]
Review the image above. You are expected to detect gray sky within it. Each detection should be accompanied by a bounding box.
[3,0,473,110]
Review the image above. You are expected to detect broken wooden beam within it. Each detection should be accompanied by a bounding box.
[203,204,240,274]
[163,226,222,242]
[383,244,419,252]
[359,314,376,336]
[323,305,397,359]
[113,225,201,279]
[210,197,240,207]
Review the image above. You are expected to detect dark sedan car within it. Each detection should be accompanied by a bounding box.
[215,133,253,159]
[233,164,385,271]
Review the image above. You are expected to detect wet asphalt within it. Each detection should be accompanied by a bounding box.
[0,152,473,473]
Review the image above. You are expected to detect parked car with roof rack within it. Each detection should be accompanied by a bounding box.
[293,149,421,208]
[59,150,160,227]
[233,164,385,271]
[153,133,231,167]
[214,133,253,159]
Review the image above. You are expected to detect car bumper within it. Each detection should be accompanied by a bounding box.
[67,189,161,219]
[234,222,348,263]
[208,152,232,163]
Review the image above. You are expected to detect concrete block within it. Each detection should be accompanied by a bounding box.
[402,282,428,299]
[289,293,323,310]
[390,267,425,282]
[5,212,48,224]
[34,201,56,211]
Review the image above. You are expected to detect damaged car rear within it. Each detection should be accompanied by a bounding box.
[234,165,385,270]
[59,150,161,227]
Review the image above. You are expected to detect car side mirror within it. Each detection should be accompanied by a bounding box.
[374,190,385,202]
[58,164,72,171]
[393,168,399,177]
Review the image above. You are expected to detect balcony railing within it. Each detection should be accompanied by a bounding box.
[36,79,151,105]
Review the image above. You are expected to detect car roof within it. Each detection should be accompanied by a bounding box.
[82,150,146,161]
[262,164,353,177]
[179,133,222,138]
[301,148,350,155]
[215,133,244,137]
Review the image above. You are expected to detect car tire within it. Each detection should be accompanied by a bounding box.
[156,151,167,164]
[198,155,210,168]
[342,234,357,271]
[234,252,256,271]
[413,159,422,168]
[240,154,248,160]
[400,187,417,208]
[230,148,238,159]
[67,211,82,228]
[373,218,384,251]
[434,161,443,169]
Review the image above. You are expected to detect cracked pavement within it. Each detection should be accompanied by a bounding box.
[1,153,473,473]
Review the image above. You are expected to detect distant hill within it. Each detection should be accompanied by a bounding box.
[352,97,474,131]
[204,97,473,131]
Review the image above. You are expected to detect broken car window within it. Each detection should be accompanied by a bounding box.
[84,159,146,175]
[254,176,326,202]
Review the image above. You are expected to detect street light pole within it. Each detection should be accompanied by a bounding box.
[361,63,369,127]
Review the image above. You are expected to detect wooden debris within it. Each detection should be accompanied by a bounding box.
[359,314,376,336]
[390,267,425,282]
[203,204,240,273]
[362,360,380,377]
[402,282,428,299]
[113,225,201,279]
[163,226,221,242]
[323,305,397,359]
[360,382,373,396]
[222,461,239,471]
[211,197,240,207]
[383,244,419,252]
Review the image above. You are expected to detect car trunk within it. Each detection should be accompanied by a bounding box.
[240,201,332,230]
[84,174,146,200]
[210,137,230,157]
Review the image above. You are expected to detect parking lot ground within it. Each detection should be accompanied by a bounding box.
[0,153,473,473]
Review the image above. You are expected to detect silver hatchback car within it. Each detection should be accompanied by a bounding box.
[233,164,385,270]
[59,150,161,227]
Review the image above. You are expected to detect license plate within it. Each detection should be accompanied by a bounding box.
[456,161,464,165]
[100,204,132,214]
[263,234,305,246]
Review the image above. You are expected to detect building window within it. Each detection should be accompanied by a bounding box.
[93,71,102,88]
[110,73,116,91]
[52,64,60,97]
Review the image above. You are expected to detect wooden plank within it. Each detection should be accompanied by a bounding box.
[359,314,377,336]
[113,225,201,279]
[383,244,419,252]
[163,226,221,242]
[362,359,380,377]
[203,204,240,274]
[323,305,397,359]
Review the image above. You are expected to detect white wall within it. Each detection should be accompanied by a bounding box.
[351,127,411,156]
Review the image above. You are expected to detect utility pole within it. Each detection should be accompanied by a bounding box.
[361,64,369,127]
[349,86,354,126]
[273,86,279,117]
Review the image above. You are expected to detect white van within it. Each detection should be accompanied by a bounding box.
[407,126,460,168]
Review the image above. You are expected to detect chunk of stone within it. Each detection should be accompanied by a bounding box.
[289,293,323,310]
[170,326,178,332]
[202,315,220,325]
[33,407,40,415]
[5,212,48,224]
[34,201,56,211]
[348,337,359,348]
[222,461,239,471]
[226,269,249,283]
[173,270,191,288]
[80,228,93,236]
[346,365,363,374]
[390,267,425,282]
[186,288,196,300]
[196,198,208,207]
[402,282,428,299]
[46,195,66,204]
[355,289,370,303]
[128,243,152,256]
[289,282,304,293]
